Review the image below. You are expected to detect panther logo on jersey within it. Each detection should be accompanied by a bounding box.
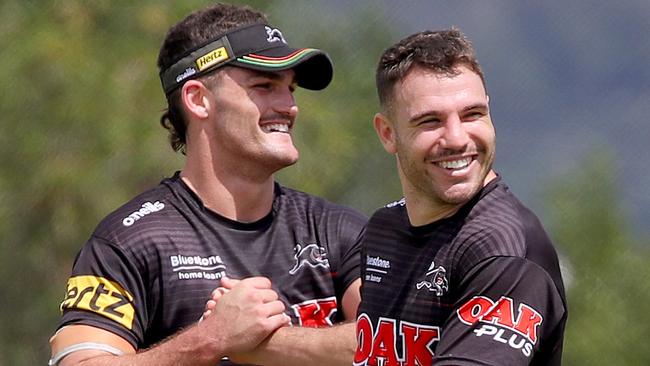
[289,243,329,275]
[415,261,448,296]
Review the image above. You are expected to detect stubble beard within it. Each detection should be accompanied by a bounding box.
[398,151,493,208]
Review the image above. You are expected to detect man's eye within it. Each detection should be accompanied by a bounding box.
[254,83,272,90]
[418,118,440,125]
[464,112,484,121]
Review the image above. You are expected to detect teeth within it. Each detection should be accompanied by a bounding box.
[436,157,472,169]
[261,123,290,133]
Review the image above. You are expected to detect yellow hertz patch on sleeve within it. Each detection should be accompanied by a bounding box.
[60,275,136,330]
[195,46,229,71]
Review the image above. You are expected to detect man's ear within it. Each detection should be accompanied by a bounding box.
[373,112,397,154]
[181,80,210,119]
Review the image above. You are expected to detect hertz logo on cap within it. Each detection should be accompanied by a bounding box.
[196,47,229,71]
[60,275,136,330]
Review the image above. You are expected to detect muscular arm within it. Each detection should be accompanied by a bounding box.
[230,278,361,366]
[433,257,566,365]
[51,323,225,366]
[51,277,288,366]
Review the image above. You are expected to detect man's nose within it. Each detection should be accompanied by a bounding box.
[440,116,469,150]
[275,89,298,119]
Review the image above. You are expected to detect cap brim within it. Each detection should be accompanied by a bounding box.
[231,46,333,90]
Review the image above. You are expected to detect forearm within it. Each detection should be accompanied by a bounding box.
[237,322,356,366]
[61,324,223,366]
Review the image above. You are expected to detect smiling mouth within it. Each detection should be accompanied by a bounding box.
[434,157,473,170]
[261,123,291,133]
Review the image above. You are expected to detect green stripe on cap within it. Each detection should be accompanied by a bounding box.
[237,48,319,68]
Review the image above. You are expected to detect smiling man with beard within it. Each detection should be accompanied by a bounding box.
[354,28,567,365]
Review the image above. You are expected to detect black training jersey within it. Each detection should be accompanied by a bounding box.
[56,172,366,355]
[355,177,567,366]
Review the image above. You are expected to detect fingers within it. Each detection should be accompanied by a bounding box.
[223,277,278,304]
[202,276,281,321]
[202,299,217,319]
[210,287,228,300]
[219,276,241,289]
[260,298,287,318]
[267,312,293,329]
[198,276,290,355]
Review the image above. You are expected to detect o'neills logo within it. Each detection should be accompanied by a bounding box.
[195,47,229,71]
[122,201,165,227]
[175,67,196,83]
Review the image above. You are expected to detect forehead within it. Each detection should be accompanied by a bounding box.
[391,65,487,117]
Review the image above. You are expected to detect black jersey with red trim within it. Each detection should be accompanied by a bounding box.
[56,172,366,354]
[354,177,567,366]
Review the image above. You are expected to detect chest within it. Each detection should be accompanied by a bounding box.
[360,226,457,326]
[142,224,341,343]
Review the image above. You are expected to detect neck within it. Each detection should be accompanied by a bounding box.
[405,170,498,227]
[181,150,276,223]
[405,199,461,227]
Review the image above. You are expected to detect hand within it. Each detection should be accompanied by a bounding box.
[201,279,237,320]
[197,276,290,356]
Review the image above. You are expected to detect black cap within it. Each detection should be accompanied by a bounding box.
[160,23,333,95]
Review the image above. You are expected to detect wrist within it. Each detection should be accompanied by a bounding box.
[171,322,226,364]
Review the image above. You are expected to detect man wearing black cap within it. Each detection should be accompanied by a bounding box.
[49,3,365,366]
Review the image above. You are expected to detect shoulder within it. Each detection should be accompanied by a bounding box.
[453,180,559,277]
[361,199,409,248]
[368,198,407,224]
[90,175,184,251]
[277,185,367,225]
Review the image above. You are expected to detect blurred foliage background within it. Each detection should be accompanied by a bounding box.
[1,1,649,365]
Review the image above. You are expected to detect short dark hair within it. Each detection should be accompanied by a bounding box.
[376,27,485,111]
[157,3,267,153]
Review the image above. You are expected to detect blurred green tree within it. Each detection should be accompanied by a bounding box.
[542,149,650,365]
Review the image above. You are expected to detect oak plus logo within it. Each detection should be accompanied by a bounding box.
[457,296,543,357]
[354,314,439,366]
[122,201,164,227]
[289,243,329,275]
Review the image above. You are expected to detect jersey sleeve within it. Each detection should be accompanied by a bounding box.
[56,235,149,348]
[433,256,566,365]
[331,209,366,298]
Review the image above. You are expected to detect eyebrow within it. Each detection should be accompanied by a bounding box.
[464,102,489,111]
[408,102,488,123]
